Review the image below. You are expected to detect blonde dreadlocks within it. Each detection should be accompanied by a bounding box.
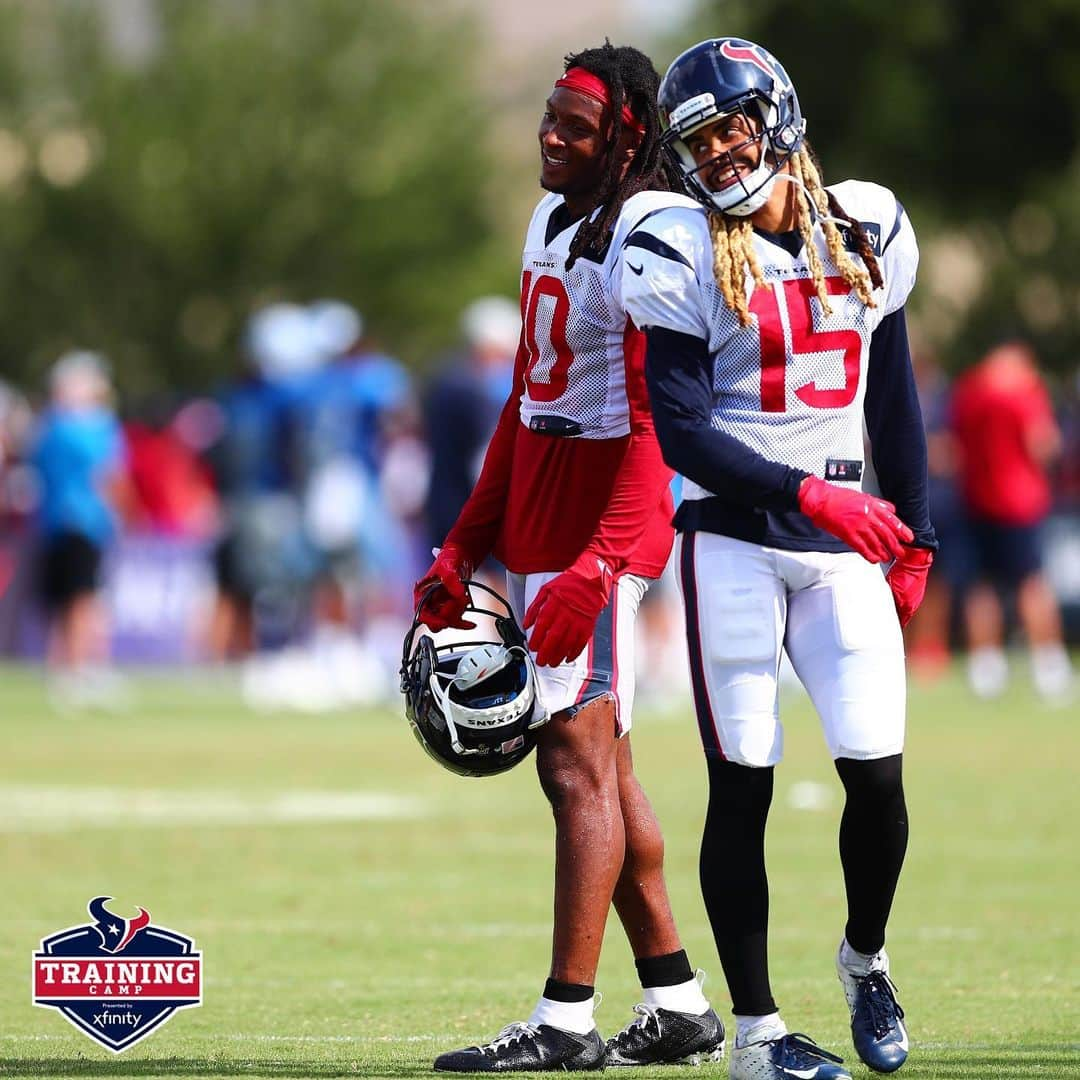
[710,145,884,327]
[707,213,764,328]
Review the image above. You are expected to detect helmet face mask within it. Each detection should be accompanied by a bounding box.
[659,38,805,216]
[668,101,777,218]
[400,581,549,778]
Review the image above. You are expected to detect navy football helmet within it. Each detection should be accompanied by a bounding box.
[659,37,805,216]
[400,580,549,777]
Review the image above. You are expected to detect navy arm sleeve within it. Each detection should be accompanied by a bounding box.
[644,326,808,512]
[863,308,938,550]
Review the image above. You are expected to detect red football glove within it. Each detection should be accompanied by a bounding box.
[798,475,914,564]
[886,546,934,628]
[523,558,612,669]
[412,544,475,631]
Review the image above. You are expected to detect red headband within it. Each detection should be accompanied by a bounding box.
[554,66,645,134]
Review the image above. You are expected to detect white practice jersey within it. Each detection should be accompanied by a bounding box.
[620,180,918,503]
[518,189,701,439]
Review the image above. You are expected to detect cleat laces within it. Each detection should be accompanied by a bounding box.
[485,1022,540,1055]
[610,1003,660,1048]
[860,973,904,1040]
[781,1033,846,1066]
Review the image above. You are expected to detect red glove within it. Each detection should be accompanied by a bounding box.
[886,547,934,628]
[523,557,612,669]
[412,544,475,631]
[798,475,914,564]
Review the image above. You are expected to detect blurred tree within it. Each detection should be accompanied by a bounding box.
[679,0,1080,373]
[0,0,513,395]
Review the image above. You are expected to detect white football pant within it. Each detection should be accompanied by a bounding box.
[676,532,905,766]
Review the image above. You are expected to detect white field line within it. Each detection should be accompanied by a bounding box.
[2,1034,1077,1052]
[0,786,426,830]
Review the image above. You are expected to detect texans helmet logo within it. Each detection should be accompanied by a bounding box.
[719,40,780,83]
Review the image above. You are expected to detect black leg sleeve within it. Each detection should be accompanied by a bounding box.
[700,756,776,1016]
[835,753,909,956]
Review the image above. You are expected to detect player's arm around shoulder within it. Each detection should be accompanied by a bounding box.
[616,202,712,338]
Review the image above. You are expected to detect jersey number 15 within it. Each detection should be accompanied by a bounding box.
[750,276,861,413]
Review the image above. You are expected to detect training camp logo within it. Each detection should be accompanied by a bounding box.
[32,896,202,1052]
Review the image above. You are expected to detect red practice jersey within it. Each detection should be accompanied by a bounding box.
[950,355,1058,525]
[446,190,700,577]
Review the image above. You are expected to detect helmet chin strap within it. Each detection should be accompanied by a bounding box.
[720,173,774,217]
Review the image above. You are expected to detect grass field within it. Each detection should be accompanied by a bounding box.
[0,663,1076,1079]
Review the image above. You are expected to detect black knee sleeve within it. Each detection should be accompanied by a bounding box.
[835,753,908,955]
[700,756,776,1016]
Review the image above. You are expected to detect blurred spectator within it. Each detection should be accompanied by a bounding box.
[236,300,415,710]
[125,395,219,538]
[422,296,517,559]
[203,297,420,709]
[205,303,316,659]
[289,299,416,622]
[28,351,129,690]
[0,380,35,655]
[950,340,1073,700]
[0,378,34,526]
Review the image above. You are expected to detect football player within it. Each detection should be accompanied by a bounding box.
[415,42,724,1072]
[620,38,938,1080]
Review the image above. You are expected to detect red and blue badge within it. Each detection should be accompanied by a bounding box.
[32,896,202,1052]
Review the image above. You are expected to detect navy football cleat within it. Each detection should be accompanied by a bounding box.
[837,962,909,1073]
[433,1021,605,1072]
[730,1032,851,1080]
[605,1003,725,1066]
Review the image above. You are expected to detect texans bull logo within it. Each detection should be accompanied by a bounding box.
[719,39,780,83]
[32,896,202,1053]
[89,896,151,953]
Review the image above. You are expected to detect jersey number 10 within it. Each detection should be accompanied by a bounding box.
[750,276,862,413]
[520,271,573,403]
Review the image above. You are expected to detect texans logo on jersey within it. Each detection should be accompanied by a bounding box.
[32,896,202,1052]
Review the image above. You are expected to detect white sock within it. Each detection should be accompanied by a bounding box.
[528,994,595,1035]
[838,937,889,977]
[968,647,1008,698]
[735,1013,786,1047]
[643,974,710,1015]
[1031,644,1072,700]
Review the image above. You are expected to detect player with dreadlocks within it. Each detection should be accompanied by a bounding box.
[620,38,937,1080]
[417,42,724,1072]
[560,44,681,269]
